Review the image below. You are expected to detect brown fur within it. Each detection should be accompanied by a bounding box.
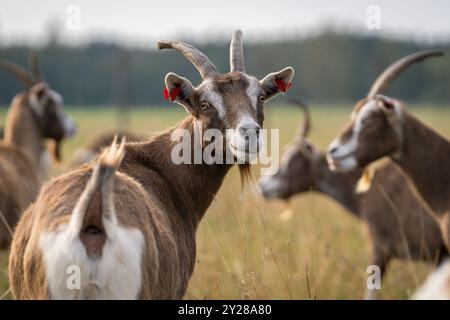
[9,33,293,299]
[333,98,450,250]
[395,111,450,248]
[0,94,46,249]
[9,116,232,299]
[0,54,76,248]
[9,84,286,298]
[261,136,447,297]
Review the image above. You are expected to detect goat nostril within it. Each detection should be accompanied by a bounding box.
[255,126,261,136]
[329,147,338,154]
[239,125,261,136]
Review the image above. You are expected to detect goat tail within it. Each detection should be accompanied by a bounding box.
[69,135,126,234]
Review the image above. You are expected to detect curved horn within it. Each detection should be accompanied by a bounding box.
[368,50,443,98]
[157,40,218,79]
[230,30,245,72]
[29,52,42,81]
[289,98,311,138]
[0,58,35,87]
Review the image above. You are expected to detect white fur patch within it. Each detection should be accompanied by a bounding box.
[258,174,283,198]
[331,100,378,158]
[226,115,263,163]
[200,80,226,119]
[327,100,379,172]
[49,90,63,105]
[49,90,76,138]
[413,259,450,300]
[245,76,262,110]
[39,219,144,300]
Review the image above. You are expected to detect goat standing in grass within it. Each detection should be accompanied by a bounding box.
[259,100,448,299]
[0,55,76,249]
[9,31,295,299]
[326,51,450,298]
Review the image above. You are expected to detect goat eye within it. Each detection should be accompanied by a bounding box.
[259,95,266,103]
[200,102,209,110]
[383,101,394,110]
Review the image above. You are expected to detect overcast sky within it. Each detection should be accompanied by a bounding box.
[1,0,450,47]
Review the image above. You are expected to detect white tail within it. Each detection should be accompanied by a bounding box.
[69,136,126,234]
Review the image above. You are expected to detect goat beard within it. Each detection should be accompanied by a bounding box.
[49,139,62,162]
[238,163,252,189]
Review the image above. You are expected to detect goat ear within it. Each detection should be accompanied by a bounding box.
[260,67,294,101]
[28,83,48,116]
[376,95,397,112]
[164,72,196,113]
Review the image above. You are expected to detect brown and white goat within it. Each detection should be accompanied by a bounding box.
[258,101,447,299]
[326,51,450,298]
[68,131,144,168]
[326,51,450,244]
[8,31,294,299]
[0,56,76,249]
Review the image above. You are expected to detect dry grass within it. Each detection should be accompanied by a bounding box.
[0,104,449,299]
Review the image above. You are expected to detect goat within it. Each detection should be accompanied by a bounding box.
[0,55,76,249]
[258,100,448,299]
[8,31,295,299]
[68,131,144,168]
[326,51,450,246]
[326,51,450,298]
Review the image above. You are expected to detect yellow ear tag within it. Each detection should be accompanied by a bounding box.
[356,165,375,194]
[279,199,294,221]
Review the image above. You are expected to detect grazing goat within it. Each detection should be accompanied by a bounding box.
[8,31,294,299]
[326,51,450,247]
[0,56,76,249]
[68,131,144,168]
[258,100,448,299]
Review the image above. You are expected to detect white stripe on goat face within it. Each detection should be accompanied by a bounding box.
[199,80,226,120]
[50,89,77,137]
[245,76,261,110]
[328,99,379,159]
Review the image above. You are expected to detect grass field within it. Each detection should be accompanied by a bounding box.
[1,103,449,300]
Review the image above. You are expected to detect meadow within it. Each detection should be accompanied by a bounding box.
[1,103,449,300]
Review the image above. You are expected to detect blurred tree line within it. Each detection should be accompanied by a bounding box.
[0,31,449,107]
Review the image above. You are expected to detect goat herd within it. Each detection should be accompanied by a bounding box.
[0,30,449,300]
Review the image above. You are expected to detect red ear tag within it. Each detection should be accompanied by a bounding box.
[275,79,292,93]
[170,86,182,101]
[163,87,170,100]
[163,86,182,102]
